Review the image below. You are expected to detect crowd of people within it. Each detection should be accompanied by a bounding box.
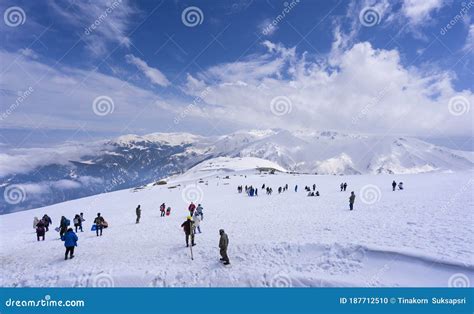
[32,200,230,265]
[237,180,405,212]
[31,179,404,264]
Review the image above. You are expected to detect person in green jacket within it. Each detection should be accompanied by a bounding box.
[219,229,230,265]
[349,191,356,211]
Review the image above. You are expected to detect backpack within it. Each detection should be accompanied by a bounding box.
[65,219,70,226]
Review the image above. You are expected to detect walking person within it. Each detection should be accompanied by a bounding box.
[160,203,166,217]
[219,229,230,265]
[196,204,203,220]
[93,213,105,236]
[136,205,141,224]
[181,216,195,247]
[73,214,83,232]
[392,180,397,191]
[340,183,344,192]
[42,214,52,232]
[349,191,356,211]
[188,202,196,216]
[59,216,70,238]
[343,182,348,191]
[193,211,202,234]
[36,219,46,241]
[61,228,78,260]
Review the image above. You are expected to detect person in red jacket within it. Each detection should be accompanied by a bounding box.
[188,202,196,216]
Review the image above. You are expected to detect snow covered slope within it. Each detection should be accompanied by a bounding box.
[1,129,472,213]
[1,163,472,287]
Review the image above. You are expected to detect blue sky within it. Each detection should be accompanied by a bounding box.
[0,0,473,148]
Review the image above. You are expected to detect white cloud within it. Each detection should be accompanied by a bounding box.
[18,48,39,59]
[402,0,444,25]
[182,40,473,137]
[125,54,170,87]
[49,0,136,56]
[464,24,474,53]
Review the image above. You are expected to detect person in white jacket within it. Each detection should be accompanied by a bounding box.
[193,212,202,234]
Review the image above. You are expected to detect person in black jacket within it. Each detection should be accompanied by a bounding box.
[181,216,195,247]
[392,180,397,191]
[42,214,52,231]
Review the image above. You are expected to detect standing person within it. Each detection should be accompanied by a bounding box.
[136,205,141,224]
[93,213,105,237]
[219,229,230,265]
[160,203,166,217]
[193,211,202,234]
[340,183,344,191]
[79,213,85,232]
[188,202,196,216]
[295,185,298,192]
[73,214,83,233]
[349,191,356,211]
[255,188,258,196]
[36,219,46,241]
[59,216,70,238]
[61,228,78,260]
[392,180,397,191]
[313,184,316,191]
[180,216,195,247]
[42,214,52,232]
[343,183,348,191]
[196,204,204,220]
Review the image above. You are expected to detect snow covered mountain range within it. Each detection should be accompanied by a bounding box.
[1,129,472,213]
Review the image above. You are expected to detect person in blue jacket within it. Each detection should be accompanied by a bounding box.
[61,228,78,260]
